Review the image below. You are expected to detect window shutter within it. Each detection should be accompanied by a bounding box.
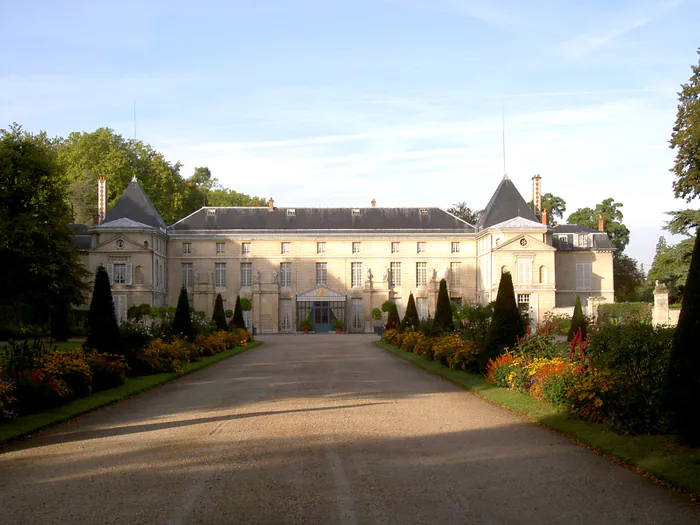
[107,263,114,285]
[126,263,133,285]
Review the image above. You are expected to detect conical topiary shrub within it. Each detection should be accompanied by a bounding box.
[382,300,400,329]
[402,293,419,329]
[567,295,588,342]
[434,278,454,332]
[232,295,247,331]
[212,293,228,331]
[664,230,700,445]
[85,265,122,354]
[479,271,524,372]
[171,287,195,340]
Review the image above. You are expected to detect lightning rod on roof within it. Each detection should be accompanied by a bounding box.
[502,103,507,178]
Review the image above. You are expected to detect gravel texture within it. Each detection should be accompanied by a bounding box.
[1,334,699,524]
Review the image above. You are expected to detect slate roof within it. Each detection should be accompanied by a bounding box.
[477,176,539,230]
[69,223,91,250]
[552,225,616,251]
[101,180,166,229]
[169,207,475,233]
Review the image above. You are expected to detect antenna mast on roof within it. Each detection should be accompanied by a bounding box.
[133,99,136,139]
[502,104,506,177]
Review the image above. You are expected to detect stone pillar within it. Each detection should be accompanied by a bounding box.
[653,281,669,327]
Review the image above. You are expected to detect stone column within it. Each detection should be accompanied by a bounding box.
[653,281,669,327]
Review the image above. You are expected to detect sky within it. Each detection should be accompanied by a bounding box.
[1,0,699,268]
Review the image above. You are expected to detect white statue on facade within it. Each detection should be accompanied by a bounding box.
[366,267,373,281]
[194,268,199,284]
[255,269,261,283]
[207,270,213,285]
[272,270,278,283]
[382,267,389,282]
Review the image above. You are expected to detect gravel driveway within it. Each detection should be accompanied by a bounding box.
[1,334,698,524]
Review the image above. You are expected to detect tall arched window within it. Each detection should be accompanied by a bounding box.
[539,265,548,284]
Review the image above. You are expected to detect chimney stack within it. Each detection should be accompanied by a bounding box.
[541,208,548,226]
[531,174,542,216]
[371,198,376,208]
[97,176,108,224]
[268,197,274,211]
[598,215,604,232]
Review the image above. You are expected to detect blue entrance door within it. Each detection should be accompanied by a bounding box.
[312,301,333,332]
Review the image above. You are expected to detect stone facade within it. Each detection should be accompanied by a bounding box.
[75,176,616,333]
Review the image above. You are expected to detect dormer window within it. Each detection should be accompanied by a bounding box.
[287,209,296,216]
[578,234,591,248]
[207,209,216,217]
[558,235,569,248]
[352,209,361,216]
[419,209,428,215]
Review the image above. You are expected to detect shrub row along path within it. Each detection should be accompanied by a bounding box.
[1,334,699,524]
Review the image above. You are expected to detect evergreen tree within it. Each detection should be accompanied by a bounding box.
[664,231,700,445]
[382,300,400,329]
[402,293,419,328]
[567,295,588,342]
[171,287,195,340]
[85,266,122,354]
[232,296,247,331]
[480,271,524,372]
[212,293,228,331]
[434,279,454,332]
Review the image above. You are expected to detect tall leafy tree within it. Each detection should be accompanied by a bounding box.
[85,266,122,354]
[480,272,524,372]
[647,235,695,304]
[0,124,89,325]
[446,202,479,224]
[434,279,454,332]
[664,230,700,445]
[567,198,630,252]
[614,253,647,302]
[670,49,700,202]
[529,193,567,226]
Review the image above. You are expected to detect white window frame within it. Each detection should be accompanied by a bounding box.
[181,263,193,288]
[451,242,460,254]
[390,262,402,287]
[215,262,226,288]
[280,299,293,331]
[518,258,532,285]
[391,241,400,253]
[317,242,326,254]
[280,262,292,287]
[109,261,132,285]
[416,297,428,320]
[450,262,461,286]
[183,242,191,254]
[281,242,291,255]
[576,263,592,290]
[351,262,362,288]
[416,262,427,287]
[578,234,591,248]
[241,262,252,287]
[351,298,363,330]
[417,242,426,254]
[216,242,225,254]
[316,262,327,286]
[352,242,361,254]
[241,242,251,256]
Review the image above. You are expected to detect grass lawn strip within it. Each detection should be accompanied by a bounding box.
[0,340,262,446]
[375,340,700,499]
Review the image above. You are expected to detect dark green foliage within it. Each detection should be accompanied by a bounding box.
[50,302,70,341]
[0,124,89,327]
[480,272,524,372]
[418,319,442,338]
[212,294,228,331]
[85,266,122,354]
[402,293,419,328]
[567,295,588,342]
[232,296,247,331]
[585,322,675,435]
[383,301,400,329]
[456,302,494,348]
[434,279,453,332]
[171,287,195,340]
[664,231,700,445]
[119,323,154,375]
[597,302,652,325]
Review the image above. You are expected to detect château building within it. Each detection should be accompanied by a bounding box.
[75,175,615,333]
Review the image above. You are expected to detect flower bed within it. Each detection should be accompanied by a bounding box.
[0,328,251,420]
